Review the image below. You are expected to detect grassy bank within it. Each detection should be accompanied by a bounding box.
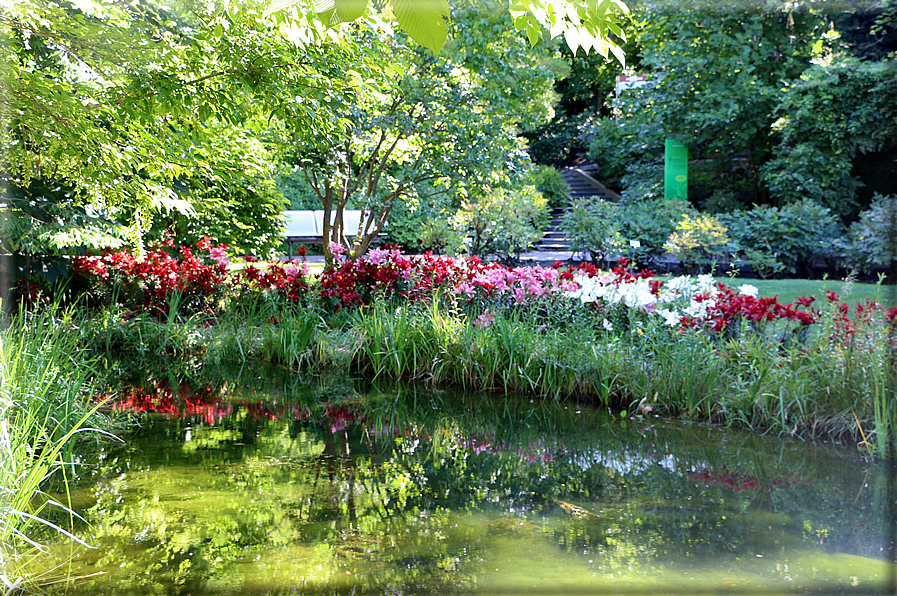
[24,242,897,462]
[72,282,897,461]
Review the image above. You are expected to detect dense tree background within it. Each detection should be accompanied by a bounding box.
[1,0,567,263]
[2,0,896,274]
[542,0,897,221]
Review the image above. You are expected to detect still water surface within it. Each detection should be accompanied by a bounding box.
[43,366,895,594]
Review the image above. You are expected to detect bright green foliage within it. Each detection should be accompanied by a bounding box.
[265,0,631,60]
[381,184,464,253]
[143,128,288,257]
[616,199,694,268]
[561,197,623,266]
[560,195,693,269]
[1,181,127,256]
[530,165,571,209]
[417,213,467,254]
[664,213,729,272]
[847,194,897,280]
[761,58,897,218]
[459,185,548,260]
[720,201,845,278]
[2,0,350,247]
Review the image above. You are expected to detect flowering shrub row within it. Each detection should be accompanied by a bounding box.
[70,240,897,347]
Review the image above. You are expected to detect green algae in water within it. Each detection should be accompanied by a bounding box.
[25,370,896,594]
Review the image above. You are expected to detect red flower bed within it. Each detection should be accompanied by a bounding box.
[72,236,228,314]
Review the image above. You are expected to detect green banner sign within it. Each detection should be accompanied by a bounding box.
[664,139,688,201]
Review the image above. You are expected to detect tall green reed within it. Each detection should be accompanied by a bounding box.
[1,302,118,585]
[260,304,321,369]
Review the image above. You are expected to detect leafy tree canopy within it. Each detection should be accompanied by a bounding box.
[264,0,630,62]
[2,0,353,219]
[278,2,561,260]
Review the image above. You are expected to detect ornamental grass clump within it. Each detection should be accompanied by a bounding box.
[1,303,119,588]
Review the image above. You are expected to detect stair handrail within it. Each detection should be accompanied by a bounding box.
[567,168,622,202]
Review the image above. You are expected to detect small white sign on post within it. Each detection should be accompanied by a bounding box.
[615,75,650,95]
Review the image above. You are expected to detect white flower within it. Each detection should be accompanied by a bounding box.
[603,318,614,332]
[657,308,681,326]
[620,280,657,309]
[684,297,716,320]
[739,284,759,298]
[696,274,718,296]
[665,275,693,294]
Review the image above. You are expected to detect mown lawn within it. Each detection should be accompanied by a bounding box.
[724,277,897,307]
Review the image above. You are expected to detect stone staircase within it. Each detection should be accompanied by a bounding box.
[537,166,621,252]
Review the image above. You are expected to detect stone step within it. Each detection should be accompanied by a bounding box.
[538,167,615,251]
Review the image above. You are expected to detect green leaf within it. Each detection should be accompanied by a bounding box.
[315,0,339,26]
[336,0,368,22]
[263,0,301,18]
[391,0,450,53]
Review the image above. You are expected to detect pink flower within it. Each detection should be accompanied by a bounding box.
[474,310,495,328]
[208,246,230,267]
[367,247,388,265]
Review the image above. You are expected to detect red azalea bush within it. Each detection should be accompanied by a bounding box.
[233,259,311,305]
[315,246,598,312]
[71,236,229,315]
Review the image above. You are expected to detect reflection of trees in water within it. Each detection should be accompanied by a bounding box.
[65,369,888,593]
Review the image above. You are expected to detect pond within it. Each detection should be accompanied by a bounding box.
[38,364,895,594]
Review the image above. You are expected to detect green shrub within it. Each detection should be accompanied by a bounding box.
[530,165,570,210]
[760,147,861,219]
[382,187,458,252]
[459,185,548,261]
[140,129,289,258]
[418,213,466,255]
[664,213,730,273]
[760,58,897,219]
[616,199,695,269]
[720,200,845,278]
[619,161,665,202]
[848,194,897,280]
[561,198,624,267]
